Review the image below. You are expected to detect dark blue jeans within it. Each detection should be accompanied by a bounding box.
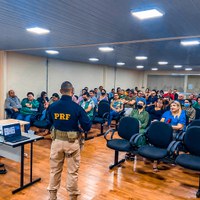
[108,110,120,126]
[16,114,31,132]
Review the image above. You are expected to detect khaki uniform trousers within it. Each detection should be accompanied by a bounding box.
[47,138,81,198]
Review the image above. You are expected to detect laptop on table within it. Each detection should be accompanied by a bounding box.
[2,123,30,143]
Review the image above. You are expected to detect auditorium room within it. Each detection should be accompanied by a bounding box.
[1,1,200,200]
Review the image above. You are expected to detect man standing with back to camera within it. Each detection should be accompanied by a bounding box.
[47,81,91,200]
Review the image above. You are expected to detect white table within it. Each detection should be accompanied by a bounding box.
[0,133,44,194]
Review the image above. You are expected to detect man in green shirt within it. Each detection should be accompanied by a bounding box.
[80,92,95,121]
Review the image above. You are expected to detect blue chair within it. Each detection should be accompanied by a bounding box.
[176,126,200,198]
[104,117,139,169]
[93,101,110,136]
[138,121,175,164]
[188,119,200,127]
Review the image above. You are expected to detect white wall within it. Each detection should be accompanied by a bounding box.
[7,52,46,99]
[115,68,143,90]
[48,59,104,96]
[144,71,200,93]
[3,52,143,102]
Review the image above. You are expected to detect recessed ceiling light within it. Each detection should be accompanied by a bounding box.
[158,61,168,65]
[185,68,192,71]
[135,56,148,60]
[98,47,114,52]
[151,68,158,71]
[131,9,164,20]
[89,58,99,62]
[136,65,144,69]
[174,65,182,68]
[26,27,50,34]
[181,40,200,46]
[117,62,125,66]
[45,50,59,55]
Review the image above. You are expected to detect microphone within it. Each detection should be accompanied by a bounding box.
[166,118,171,124]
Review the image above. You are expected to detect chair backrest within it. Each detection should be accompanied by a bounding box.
[147,121,173,149]
[99,99,109,104]
[184,126,200,156]
[195,108,200,119]
[118,117,139,140]
[4,108,13,119]
[97,102,110,117]
[188,119,200,127]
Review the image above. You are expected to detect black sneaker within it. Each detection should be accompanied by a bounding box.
[125,153,135,161]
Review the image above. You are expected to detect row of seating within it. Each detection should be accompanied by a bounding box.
[104,117,200,198]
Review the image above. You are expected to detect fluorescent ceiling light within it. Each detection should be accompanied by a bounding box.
[89,58,99,62]
[181,40,200,46]
[158,61,168,65]
[185,68,192,71]
[174,65,182,68]
[98,47,114,52]
[151,68,158,71]
[136,65,144,69]
[26,27,50,34]
[117,62,125,66]
[131,9,164,20]
[135,56,148,60]
[45,50,59,55]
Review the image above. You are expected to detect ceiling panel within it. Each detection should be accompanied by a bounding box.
[1,0,200,71]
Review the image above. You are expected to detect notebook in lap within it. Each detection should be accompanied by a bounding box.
[3,123,30,143]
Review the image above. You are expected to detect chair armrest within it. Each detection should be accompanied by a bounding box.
[175,131,186,141]
[118,110,125,116]
[104,128,117,141]
[167,141,182,156]
[102,112,109,120]
[130,133,142,147]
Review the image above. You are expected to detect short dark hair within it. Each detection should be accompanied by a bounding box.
[40,91,47,97]
[27,92,34,96]
[101,89,106,93]
[185,99,192,104]
[61,81,73,93]
[82,92,90,97]
[89,90,95,93]
[52,93,60,99]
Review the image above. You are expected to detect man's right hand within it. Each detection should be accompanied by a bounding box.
[13,108,19,112]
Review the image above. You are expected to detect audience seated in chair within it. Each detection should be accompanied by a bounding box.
[89,90,98,107]
[107,93,123,129]
[136,90,147,105]
[148,98,165,121]
[17,92,39,132]
[193,97,200,109]
[97,89,108,103]
[108,88,115,102]
[130,100,149,135]
[127,100,149,160]
[37,91,49,113]
[123,90,136,116]
[182,99,196,124]
[79,92,95,121]
[161,100,186,133]
[77,88,87,104]
[146,89,158,111]
[151,101,187,171]
[49,93,60,105]
[163,89,175,100]
[5,90,22,119]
